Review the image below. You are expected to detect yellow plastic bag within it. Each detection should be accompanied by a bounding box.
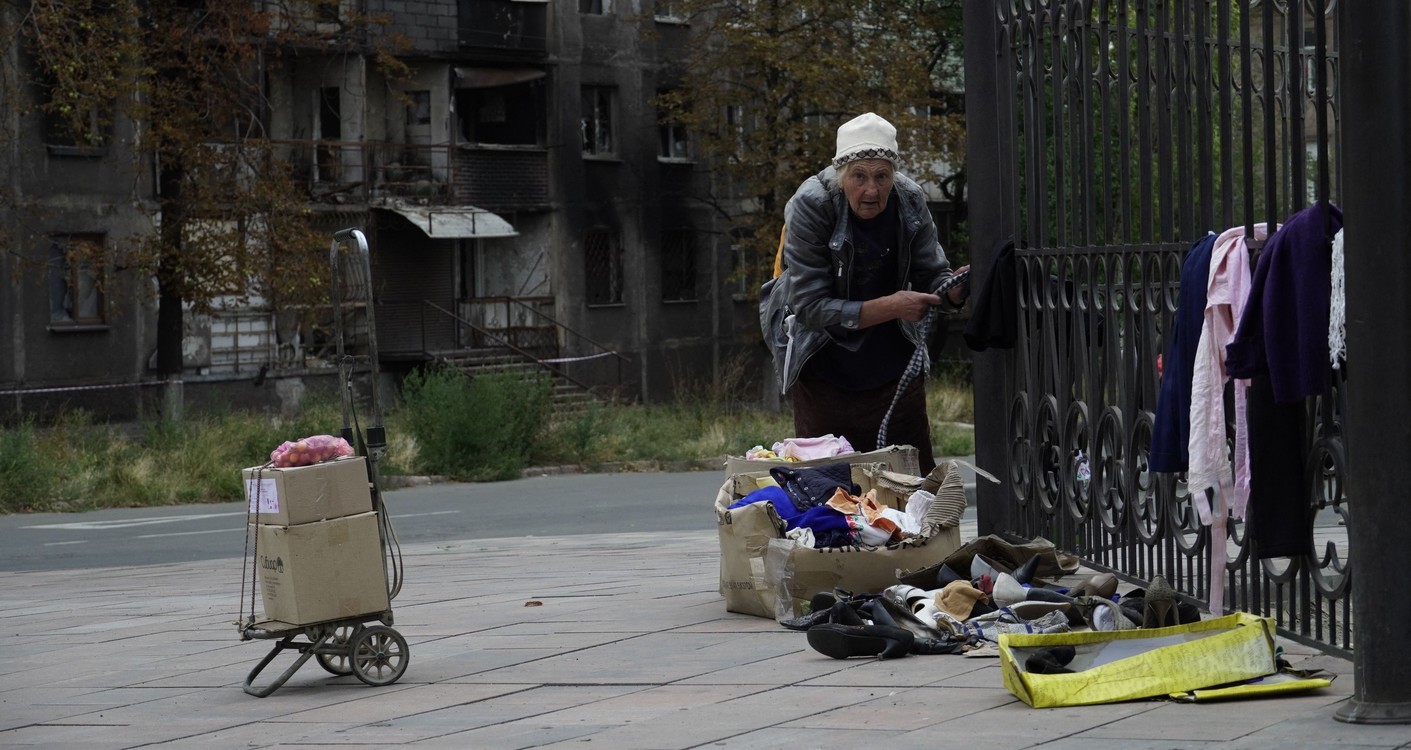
[999,612,1279,708]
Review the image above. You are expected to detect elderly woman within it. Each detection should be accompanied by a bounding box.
[771,112,968,476]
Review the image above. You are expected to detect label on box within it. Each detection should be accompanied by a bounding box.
[246,478,281,514]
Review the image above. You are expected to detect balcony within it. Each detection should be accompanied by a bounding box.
[272,140,549,211]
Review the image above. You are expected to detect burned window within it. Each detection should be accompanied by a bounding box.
[660,229,696,302]
[657,95,690,161]
[48,234,106,325]
[584,228,623,306]
[580,86,615,156]
[455,73,545,146]
[654,0,685,22]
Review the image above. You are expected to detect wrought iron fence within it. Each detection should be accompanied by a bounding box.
[967,0,1349,654]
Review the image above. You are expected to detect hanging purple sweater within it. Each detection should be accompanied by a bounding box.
[1226,202,1344,401]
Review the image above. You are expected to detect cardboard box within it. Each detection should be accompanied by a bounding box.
[243,457,372,527]
[998,612,1280,708]
[254,512,391,625]
[715,463,962,620]
[722,444,921,479]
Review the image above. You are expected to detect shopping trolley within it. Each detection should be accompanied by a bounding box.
[236,228,408,697]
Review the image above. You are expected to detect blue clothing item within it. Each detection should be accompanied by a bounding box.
[793,503,855,548]
[727,485,803,526]
[1149,233,1216,473]
[1226,202,1344,402]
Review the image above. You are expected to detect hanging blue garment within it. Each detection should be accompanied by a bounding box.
[1149,233,1217,473]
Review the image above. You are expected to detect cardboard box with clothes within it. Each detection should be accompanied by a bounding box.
[715,457,966,620]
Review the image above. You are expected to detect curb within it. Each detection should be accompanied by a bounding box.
[378,458,724,489]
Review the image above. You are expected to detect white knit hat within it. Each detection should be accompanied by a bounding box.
[832,112,899,169]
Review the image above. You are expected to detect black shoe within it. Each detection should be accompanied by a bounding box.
[830,598,867,627]
[1024,645,1077,674]
[935,563,966,588]
[780,593,869,631]
[806,623,914,660]
[1012,555,1042,586]
[912,637,967,655]
[1176,599,1202,624]
[780,607,834,631]
[871,595,949,640]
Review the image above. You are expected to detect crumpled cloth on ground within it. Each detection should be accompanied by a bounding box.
[938,608,1071,643]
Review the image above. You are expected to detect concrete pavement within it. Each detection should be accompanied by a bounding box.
[0,498,1399,749]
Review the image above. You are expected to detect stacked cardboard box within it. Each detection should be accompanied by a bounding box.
[243,457,390,626]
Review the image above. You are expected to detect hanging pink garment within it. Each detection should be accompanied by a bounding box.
[1188,223,1267,615]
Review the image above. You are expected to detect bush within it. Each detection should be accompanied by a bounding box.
[400,366,552,480]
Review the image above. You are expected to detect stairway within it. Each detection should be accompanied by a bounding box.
[435,347,601,418]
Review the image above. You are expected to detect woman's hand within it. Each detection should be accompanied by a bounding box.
[887,290,942,323]
[946,265,971,306]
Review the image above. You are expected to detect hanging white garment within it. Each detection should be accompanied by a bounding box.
[1329,228,1346,368]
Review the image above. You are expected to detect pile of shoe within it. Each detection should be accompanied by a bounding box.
[901,542,1205,634]
[791,552,1208,660]
[884,554,1077,645]
[784,591,972,659]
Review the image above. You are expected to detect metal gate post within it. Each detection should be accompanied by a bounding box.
[1334,0,1411,726]
[962,0,1015,536]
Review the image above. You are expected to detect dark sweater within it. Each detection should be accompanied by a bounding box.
[1226,202,1344,402]
[1150,233,1217,473]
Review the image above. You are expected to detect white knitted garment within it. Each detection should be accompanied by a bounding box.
[1329,228,1346,368]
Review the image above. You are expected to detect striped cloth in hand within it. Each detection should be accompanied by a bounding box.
[876,271,968,450]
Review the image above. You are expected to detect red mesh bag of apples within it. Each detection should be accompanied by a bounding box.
[269,434,355,468]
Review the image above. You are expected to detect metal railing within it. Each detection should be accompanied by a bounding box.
[966,0,1349,655]
[403,299,631,402]
[504,297,633,401]
[262,139,550,210]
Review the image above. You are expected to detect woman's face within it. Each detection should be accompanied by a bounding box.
[841,159,894,220]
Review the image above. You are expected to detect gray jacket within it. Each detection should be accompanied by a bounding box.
[762,166,956,394]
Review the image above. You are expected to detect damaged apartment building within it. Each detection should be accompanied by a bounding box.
[0,0,758,420]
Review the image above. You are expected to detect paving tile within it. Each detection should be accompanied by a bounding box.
[0,526,1397,750]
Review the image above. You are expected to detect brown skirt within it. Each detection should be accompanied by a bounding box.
[791,374,936,476]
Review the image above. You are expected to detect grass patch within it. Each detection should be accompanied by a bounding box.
[0,365,975,514]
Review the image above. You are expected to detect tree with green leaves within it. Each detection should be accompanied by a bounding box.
[655,0,965,288]
[9,0,406,382]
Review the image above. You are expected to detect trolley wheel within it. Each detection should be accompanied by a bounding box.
[350,625,409,687]
[315,624,362,676]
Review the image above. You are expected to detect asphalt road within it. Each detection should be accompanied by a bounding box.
[0,470,732,573]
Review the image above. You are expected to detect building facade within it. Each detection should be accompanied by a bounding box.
[1,0,763,422]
